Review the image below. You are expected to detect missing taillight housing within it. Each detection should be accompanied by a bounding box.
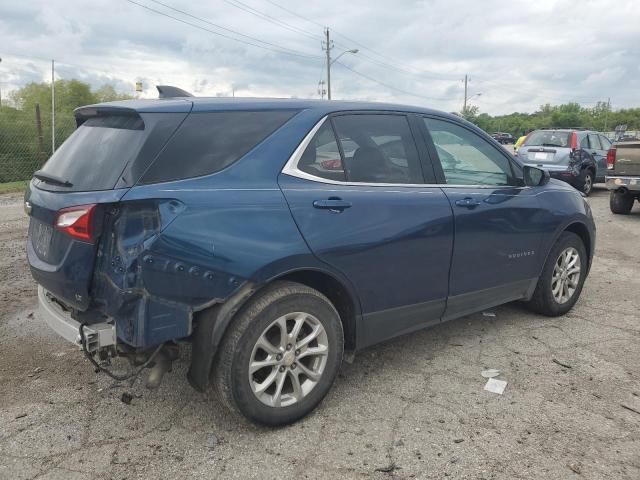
[607,148,616,170]
[55,204,96,242]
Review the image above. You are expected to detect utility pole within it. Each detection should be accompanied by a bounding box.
[0,57,3,110]
[604,97,611,132]
[463,74,468,112]
[317,80,326,100]
[51,59,56,154]
[323,27,334,100]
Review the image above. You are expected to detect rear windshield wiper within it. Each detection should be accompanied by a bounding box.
[33,170,73,187]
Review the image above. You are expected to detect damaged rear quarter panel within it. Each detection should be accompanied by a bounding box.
[91,109,327,349]
[93,180,314,348]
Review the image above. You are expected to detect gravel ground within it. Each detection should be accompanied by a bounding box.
[1,186,639,480]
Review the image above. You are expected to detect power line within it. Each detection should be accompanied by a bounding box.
[125,0,321,59]
[148,0,317,56]
[220,0,323,42]
[335,61,449,102]
[264,0,459,81]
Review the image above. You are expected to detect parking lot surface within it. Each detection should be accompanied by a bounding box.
[1,187,639,480]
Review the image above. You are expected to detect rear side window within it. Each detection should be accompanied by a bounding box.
[331,114,423,184]
[298,122,346,182]
[588,134,602,150]
[140,111,297,184]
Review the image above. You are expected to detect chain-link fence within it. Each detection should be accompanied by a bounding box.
[0,106,76,185]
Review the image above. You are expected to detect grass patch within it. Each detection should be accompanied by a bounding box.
[0,180,28,194]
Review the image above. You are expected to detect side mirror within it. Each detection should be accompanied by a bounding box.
[523,165,550,187]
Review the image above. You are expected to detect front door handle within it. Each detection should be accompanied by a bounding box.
[455,197,481,209]
[313,198,352,212]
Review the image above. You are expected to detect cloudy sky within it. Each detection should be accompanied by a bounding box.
[1,0,638,114]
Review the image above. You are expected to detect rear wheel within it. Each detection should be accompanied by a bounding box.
[524,232,587,317]
[609,191,634,214]
[579,169,594,196]
[212,281,343,426]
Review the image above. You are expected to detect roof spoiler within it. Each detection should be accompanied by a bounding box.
[156,85,194,98]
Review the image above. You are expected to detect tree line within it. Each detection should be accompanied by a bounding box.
[462,102,640,137]
[0,80,133,182]
[2,78,639,183]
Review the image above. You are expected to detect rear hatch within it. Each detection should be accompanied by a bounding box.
[26,101,191,311]
[517,130,573,167]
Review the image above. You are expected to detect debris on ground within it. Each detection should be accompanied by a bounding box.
[14,413,27,419]
[621,404,640,415]
[481,369,501,378]
[206,434,223,449]
[120,392,133,405]
[374,463,397,473]
[484,378,507,395]
[482,311,496,317]
[568,462,582,474]
[453,438,464,444]
[552,358,573,369]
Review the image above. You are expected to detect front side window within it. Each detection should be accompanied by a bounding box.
[423,117,515,186]
[331,114,423,184]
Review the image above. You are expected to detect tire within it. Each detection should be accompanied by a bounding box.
[579,169,594,196]
[609,191,634,214]
[212,281,344,426]
[524,232,587,317]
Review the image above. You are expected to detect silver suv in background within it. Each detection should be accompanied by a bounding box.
[516,128,611,195]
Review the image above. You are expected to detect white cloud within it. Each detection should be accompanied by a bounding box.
[0,0,638,114]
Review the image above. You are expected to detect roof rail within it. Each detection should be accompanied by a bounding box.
[156,85,194,98]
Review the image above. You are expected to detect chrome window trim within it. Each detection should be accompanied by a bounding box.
[281,115,526,190]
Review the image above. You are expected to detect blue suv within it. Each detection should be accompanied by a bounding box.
[26,92,595,425]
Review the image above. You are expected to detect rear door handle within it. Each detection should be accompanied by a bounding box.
[313,198,352,212]
[455,197,481,208]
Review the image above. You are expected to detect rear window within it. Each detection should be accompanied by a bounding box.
[524,130,572,148]
[139,110,298,184]
[38,114,147,192]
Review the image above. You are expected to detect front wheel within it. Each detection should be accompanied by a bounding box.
[524,232,587,317]
[212,281,344,426]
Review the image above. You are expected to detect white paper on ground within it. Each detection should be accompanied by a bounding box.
[484,378,507,395]
[481,369,501,378]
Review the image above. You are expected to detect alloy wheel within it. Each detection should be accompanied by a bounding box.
[583,174,593,194]
[551,247,582,304]
[249,312,329,408]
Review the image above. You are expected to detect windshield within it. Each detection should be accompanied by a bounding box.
[524,130,572,148]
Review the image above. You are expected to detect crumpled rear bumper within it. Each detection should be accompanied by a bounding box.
[38,285,116,352]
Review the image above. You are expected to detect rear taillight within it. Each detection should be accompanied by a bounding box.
[607,148,616,170]
[570,132,578,150]
[55,204,96,242]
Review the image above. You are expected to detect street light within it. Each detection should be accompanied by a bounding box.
[0,57,3,109]
[464,92,482,111]
[326,48,358,100]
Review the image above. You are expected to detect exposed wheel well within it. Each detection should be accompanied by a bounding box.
[275,270,358,351]
[564,222,591,262]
